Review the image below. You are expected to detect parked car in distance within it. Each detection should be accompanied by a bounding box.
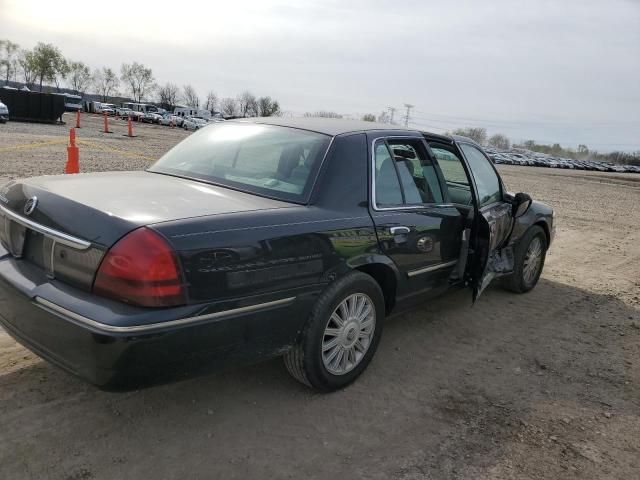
[141,112,163,123]
[183,116,208,130]
[95,103,116,115]
[0,100,8,123]
[115,107,134,118]
[0,118,555,392]
[485,149,638,174]
[129,110,145,121]
[159,114,182,127]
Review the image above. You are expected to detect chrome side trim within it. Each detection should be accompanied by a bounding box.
[0,204,91,250]
[35,296,296,334]
[407,260,458,277]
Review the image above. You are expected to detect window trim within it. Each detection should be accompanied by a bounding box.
[370,136,454,212]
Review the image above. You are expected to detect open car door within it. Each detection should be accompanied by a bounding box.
[455,142,515,302]
[469,202,513,301]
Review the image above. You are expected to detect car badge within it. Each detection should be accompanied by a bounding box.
[23,196,38,216]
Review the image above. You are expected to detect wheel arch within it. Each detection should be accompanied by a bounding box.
[534,220,551,249]
[351,260,398,314]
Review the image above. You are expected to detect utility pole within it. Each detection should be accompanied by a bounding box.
[403,103,414,128]
[387,106,396,124]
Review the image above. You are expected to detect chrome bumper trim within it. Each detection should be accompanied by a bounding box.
[34,296,296,334]
[407,260,458,277]
[0,204,91,250]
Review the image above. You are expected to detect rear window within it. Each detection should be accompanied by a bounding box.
[149,123,331,203]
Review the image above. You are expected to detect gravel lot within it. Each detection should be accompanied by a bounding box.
[1,114,639,479]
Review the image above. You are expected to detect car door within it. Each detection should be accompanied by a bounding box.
[456,141,514,300]
[368,134,467,303]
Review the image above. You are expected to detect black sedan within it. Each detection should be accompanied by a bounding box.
[0,118,555,391]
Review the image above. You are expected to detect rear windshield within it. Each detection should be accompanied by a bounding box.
[149,123,331,203]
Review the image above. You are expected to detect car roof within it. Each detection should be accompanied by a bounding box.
[232,116,452,138]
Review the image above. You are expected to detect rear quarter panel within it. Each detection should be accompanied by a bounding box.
[152,133,379,306]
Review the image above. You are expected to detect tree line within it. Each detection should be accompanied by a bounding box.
[0,39,280,117]
[448,127,639,165]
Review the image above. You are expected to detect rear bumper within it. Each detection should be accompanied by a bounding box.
[0,250,317,389]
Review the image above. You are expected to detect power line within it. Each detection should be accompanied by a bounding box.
[403,103,414,128]
[387,106,396,124]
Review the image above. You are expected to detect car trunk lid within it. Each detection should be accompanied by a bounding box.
[0,171,292,291]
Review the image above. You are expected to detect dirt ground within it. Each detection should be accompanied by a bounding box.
[0,114,638,480]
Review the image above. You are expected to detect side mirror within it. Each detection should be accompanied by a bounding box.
[512,192,532,218]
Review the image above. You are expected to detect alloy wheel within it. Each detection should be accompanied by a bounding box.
[322,293,376,375]
[523,236,543,284]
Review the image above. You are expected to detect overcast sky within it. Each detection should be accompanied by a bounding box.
[2,0,639,151]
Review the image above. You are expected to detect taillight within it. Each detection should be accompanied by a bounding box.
[93,227,186,307]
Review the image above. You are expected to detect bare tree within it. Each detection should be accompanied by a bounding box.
[362,113,376,122]
[0,40,20,85]
[377,111,390,123]
[257,96,280,117]
[452,127,487,145]
[157,82,180,110]
[93,67,120,102]
[205,91,218,112]
[488,133,511,150]
[237,90,258,117]
[220,97,238,117]
[120,62,155,102]
[67,61,91,94]
[182,84,199,108]
[304,111,343,118]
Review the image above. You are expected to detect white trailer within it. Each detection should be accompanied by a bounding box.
[173,106,211,120]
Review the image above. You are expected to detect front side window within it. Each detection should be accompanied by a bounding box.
[430,143,472,206]
[459,143,502,207]
[373,138,444,208]
[149,123,331,202]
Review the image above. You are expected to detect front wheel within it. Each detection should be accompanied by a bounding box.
[284,271,384,392]
[502,225,547,293]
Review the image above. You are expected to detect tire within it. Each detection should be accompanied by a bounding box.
[284,271,385,392]
[502,225,547,293]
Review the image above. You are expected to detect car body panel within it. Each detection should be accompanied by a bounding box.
[0,171,294,247]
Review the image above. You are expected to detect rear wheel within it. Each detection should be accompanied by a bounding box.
[502,225,547,293]
[284,271,384,392]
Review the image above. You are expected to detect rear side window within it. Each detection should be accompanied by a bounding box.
[373,138,444,208]
[374,142,403,206]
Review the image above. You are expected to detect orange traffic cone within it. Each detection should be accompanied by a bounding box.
[65,129,80,174]
[102,111,112,133]
[124,116,136,137]
[76,110,81,129]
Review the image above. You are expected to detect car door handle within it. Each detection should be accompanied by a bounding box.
[389,226,410,235]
